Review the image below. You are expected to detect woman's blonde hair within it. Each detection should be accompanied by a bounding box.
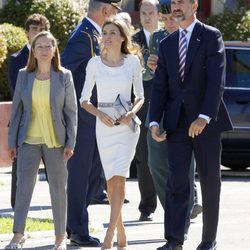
[26,31,61,72]
[101,16,144,69]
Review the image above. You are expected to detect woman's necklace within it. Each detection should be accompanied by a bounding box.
[36,72,50,81]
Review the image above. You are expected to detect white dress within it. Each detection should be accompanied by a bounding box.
[80,54,144,180]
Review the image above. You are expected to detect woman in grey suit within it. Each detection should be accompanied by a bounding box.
[5,31,77,250]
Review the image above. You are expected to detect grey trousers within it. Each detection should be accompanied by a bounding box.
[14,143,67,235]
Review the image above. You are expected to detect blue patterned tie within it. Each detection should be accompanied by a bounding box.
[179,30,188,82]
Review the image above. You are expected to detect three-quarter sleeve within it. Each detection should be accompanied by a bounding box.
[79,57,97,104]
[131,55,144,100]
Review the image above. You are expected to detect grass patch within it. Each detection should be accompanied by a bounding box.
[0,217,54,234]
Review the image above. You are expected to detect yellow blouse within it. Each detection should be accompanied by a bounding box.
[24,79,61,148]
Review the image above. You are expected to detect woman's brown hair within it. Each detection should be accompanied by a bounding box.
[26,31,61,72]
[101,16,144,69]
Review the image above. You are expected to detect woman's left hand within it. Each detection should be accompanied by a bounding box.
[118,111,134,125]
[64,148,74,160]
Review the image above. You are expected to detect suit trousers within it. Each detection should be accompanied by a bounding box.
[11,157,49,210]
[13,143,67,235]
[147,129,195,234]
[11,158,17,209]
[135,81,157,214]
[67,123,103,237]
[165,108,221,243]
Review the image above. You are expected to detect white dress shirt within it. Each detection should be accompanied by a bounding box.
[143,28,151,48]
[85,16,102,36]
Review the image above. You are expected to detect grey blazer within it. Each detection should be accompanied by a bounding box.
[8,67,77,150]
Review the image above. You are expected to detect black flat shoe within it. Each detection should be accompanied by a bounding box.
[196,240,217,250]
[70,234,100,247]
[156,242,183,250]
[139,212,153,221]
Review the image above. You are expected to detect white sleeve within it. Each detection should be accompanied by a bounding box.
[79,57,97,104]
[132,55,144,100]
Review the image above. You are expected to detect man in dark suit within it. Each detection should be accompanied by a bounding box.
[149,0,233,250]
[8,13,50,210]
[61,0,121,247]
[132,0,159,222]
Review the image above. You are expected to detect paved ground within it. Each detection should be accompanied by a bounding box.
[0,166,250,250]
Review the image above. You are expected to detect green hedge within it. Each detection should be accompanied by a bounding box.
[0,0,87,101]
[0,0,82,51]
[0,33,7,68]
[238,10,250,40]
[0,24,27,101]
[206,8,250,41]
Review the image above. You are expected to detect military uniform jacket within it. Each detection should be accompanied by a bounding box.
[61,17,100,126]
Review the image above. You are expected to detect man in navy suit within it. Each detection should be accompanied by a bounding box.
[8,13,50,210]
[61,0,121,247]
[8,14,50,96]
[132,0,159,222]
[149,0,232,250]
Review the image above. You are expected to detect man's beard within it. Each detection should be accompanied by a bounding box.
[172,10,185,23]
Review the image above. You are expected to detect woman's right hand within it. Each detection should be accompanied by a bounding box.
[98,111,115,127]
[8,148,17,161]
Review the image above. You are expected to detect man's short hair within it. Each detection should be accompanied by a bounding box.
[24,13,50,31]
[88,0,107,13]
[139,0,160,10]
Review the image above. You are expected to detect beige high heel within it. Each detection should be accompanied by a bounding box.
[53,236,67,250]
[117,230,127,250]
[5,236,26,250]
[53,240,67,250]
[117,246,128,250]
[101,229,115,250]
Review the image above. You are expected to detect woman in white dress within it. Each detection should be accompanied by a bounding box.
[80,16,144,250]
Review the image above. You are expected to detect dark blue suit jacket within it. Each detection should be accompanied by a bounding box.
[8,45,29,97]
[61,17,100,126]
[132,29,153,81]
[150,21,232,134]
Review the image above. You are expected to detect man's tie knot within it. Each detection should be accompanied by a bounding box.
[181,29,188,38]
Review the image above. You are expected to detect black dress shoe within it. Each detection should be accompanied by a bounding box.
[196,240,217,250]
[156,242,183,250]
[70,234,100,247]
[90,197,130,205]
[139,212,153,221]
[124,198,130,204]
[90,197,109,205]
[191,203,203,219]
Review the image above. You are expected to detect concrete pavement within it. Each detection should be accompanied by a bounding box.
[0,166,250,250]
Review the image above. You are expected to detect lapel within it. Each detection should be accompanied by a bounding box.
[184,21,203,78]
[166,31,181,83]
[50,67,59,106]
[22,45,30,65]
[26,71,36,108]
[81,18,101,56]
[140,29,148,49]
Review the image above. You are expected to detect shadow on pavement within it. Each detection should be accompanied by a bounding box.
[0,205,51,214]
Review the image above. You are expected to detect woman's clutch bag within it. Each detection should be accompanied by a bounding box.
[113,94,141,132]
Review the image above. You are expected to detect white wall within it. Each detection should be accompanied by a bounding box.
[211,0,225,15]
